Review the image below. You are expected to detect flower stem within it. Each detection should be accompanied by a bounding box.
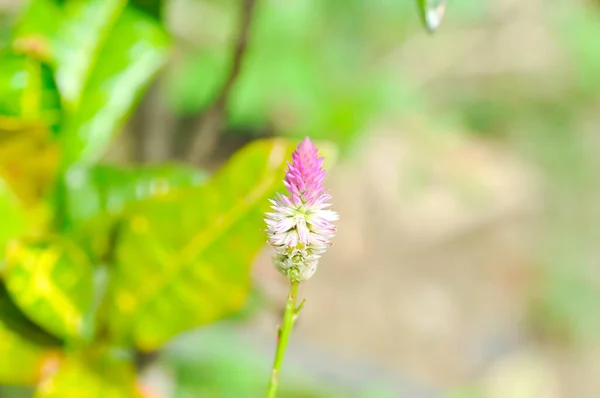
[266,280,301,398]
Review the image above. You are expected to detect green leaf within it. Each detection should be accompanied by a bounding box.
[35,353,138,398]
[14,0,62,39]
[14,1,170,165]
[55,164,208,260]
[14,0,126,107]
[0,178,27,256]
[59,7,170,165]
[0,52,34,117]
[0,51,61,127]
[51,0,127,108]
[0,321,59,385]
[13,0,61,57]
[0,283,63,347]
[0,126,58,257]
[0,125,60,206]
[58,164,208,231]
[5,237,95,342]
[130,0,164,20]
[105,138,299,349]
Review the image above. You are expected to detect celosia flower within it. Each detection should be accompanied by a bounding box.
[265,137,338,281]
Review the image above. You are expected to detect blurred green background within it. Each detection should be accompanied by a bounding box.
[1,0,600,397]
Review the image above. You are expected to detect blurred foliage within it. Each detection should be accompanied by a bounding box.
[0,0,340,396]
[104,139,296,350]
[163,326,396,398]
[0,282,61,347]
[13,0,169,165]
[131,0,163,20]
[56,164,208,228]
[5,237,95,342]
[167,0,417,149]
[36,352,139,398]
[1,0,599,396]
[0,322,58,385]
[558,2,600,99]
[0,178,28,255]
[166,0,484,150]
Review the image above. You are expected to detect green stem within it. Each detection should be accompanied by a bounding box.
[266,280,301,398]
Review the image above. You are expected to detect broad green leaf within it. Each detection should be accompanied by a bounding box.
[60,7,170,165]
[35,353,138,398]
[0,322,60,385]
[0,52,61,128]
[14,1,169,165]
[0,283,63,347]
[0,178,27,256]
[14,0,126,108]
[0,125,59,205]
[106,139,301,349]
[5,237,95,342]
[55,164,208,259]
[0,128,56,258]
[14,0,61,37]
[0,52,36,117]
[13,0,61,60]
[131,0,164,20]
[58,164,208,231]
[52,0,126,108]
[0,52,61,205]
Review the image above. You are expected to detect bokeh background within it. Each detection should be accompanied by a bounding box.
[1,0,600,397]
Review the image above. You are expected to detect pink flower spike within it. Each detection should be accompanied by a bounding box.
[264,137,338,281]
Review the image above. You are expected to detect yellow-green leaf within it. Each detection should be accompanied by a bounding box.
[105,138,299,349]
[56,164,208,261]
[0,125,59,206]
[0,178,27,256]
[0,321,60,384]
[0,283,63,347]
[5,237,95,342]
[36,353,138,398]
[0,52,60,204]
[58,164,208,231]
